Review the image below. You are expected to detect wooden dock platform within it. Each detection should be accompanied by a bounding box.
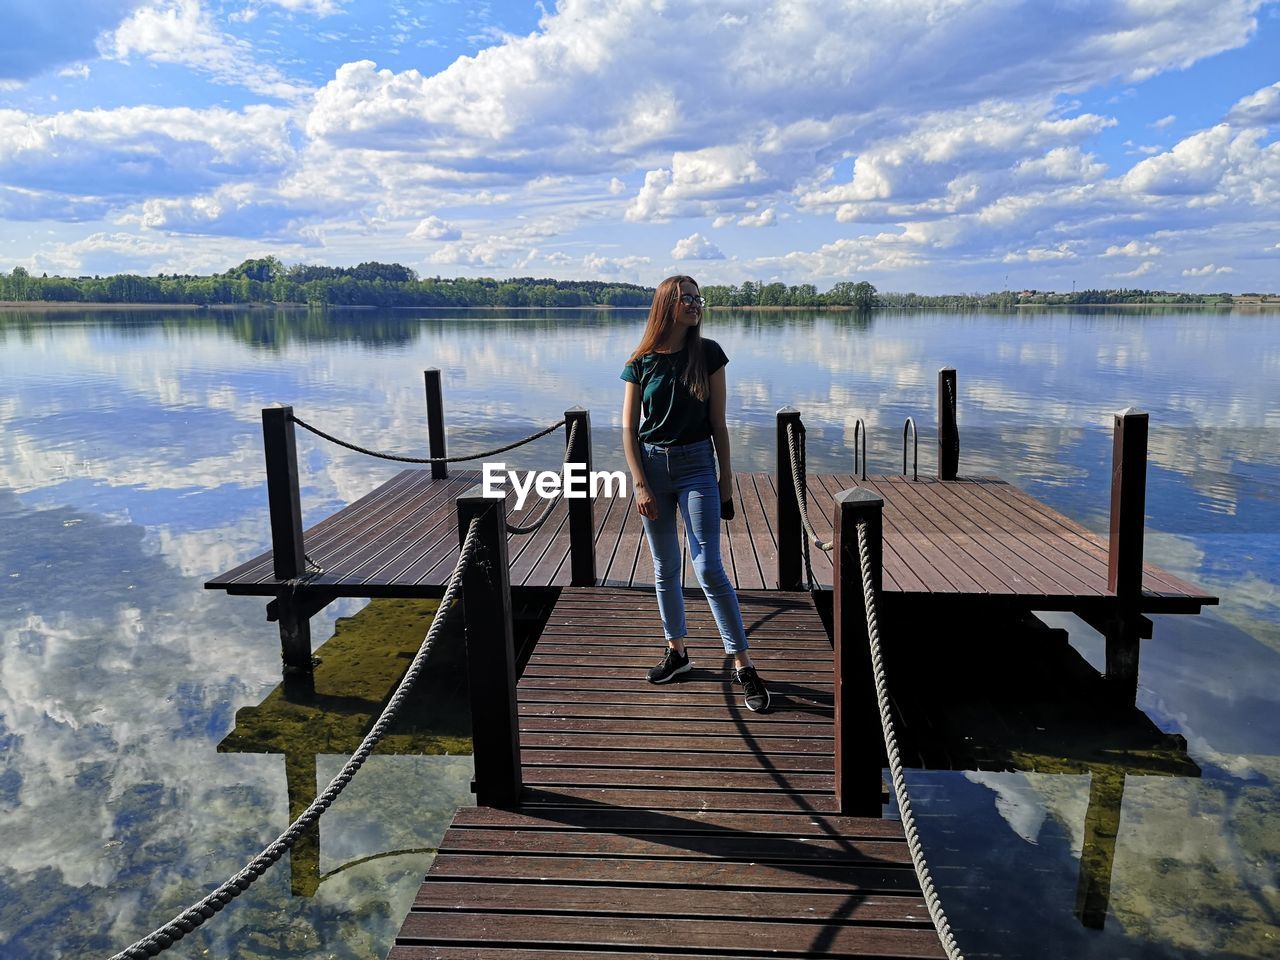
[207,468,1214,616]
[388,586,944,960]
[202,389,1220,959]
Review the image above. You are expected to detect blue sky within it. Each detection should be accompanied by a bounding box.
[2,0,1278,293]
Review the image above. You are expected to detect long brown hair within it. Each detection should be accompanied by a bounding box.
[627,275,709,400]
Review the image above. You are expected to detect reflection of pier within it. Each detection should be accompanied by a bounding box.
[217,597,472,896]
[883,607,1200,929]
[204,368,1217,955]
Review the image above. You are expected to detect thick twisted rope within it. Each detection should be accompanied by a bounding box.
[505,420,580,535]
[854,518,965,960]
[784,422,834,555]
[290,413,566,464]
[107,518,483,960]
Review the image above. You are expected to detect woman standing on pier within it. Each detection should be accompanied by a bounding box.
[621,276,770,712]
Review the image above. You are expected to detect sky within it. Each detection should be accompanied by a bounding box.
[1,0,1278,294]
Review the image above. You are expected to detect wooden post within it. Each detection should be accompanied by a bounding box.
[776,407,803,591]
[937,367,959,481]
[832,488,885,816]
[263,406,312,672]
[425,369,448,479]
[564,408,596,586]
[457,485,522,808]
[1105,408,1149,703]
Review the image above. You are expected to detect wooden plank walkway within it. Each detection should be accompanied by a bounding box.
[207,469,1215,614]
[388,586,944,960]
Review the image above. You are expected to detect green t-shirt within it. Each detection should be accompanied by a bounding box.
[620,338,729,446]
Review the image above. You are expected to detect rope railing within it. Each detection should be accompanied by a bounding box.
[784,421,834,554]
[107,517,484,960]
[290,413,567,465]
[504,419,580,535]
[854,518,965,960]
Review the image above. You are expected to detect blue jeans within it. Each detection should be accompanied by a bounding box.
[640,438,749,655]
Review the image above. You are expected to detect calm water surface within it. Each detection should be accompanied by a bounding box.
[1,307,1277,958]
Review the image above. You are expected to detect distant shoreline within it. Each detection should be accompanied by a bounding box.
[2,300,1277,312]
[0,301,313,311]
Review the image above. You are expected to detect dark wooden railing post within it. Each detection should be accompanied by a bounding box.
[565,407,596,586]
[832,488,885,816]
[938,367,959,480]
[457,485,521,808]
[776,407,803,590]
[263,405,311,672]
[424,369,448,479]
[1105,408,1149,703]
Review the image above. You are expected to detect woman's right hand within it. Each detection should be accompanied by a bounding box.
[634,482,658,520]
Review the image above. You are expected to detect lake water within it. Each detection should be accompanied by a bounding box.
[1,306,1277,959]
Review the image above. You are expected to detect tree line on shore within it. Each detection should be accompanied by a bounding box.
[0,258,1241,309]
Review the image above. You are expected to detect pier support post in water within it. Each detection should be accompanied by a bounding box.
[832,488,887,816]
[1074,769,1127,929]
[937,367,959,480]
[1105,408,1149,704]
[457,486,522,807]
[263,405,312,672]
[565,407,596,586]
[425,368,448,479]
[776,407,804,591]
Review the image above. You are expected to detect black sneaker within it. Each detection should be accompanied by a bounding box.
[735,665,771,713]
[648,647,692,684]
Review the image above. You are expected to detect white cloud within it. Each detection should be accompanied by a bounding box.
[1227,81,1280,125]
[101,0,311,100]
[0,104,296,219]
[738,207,776,227]
[1015,146,1107,183]
[303,0,1255,216]
[57,65,92,80]
[1125,139,1164,155]
[608,177,625,195]
[1115,259,1156,278]
[671,232,724,260]
[1105,240,1163,257]
[626,146,774,222]
[756,233,925,278]
[1002,243,1079,263]
[1122,124,1237,196]
[800,100,1116,223]
[130,183,327,240]
[1151,114,1177,129]
[428,237,532,268]
[410,216,461,241]
[1182,264,1235,276]
[582,252,651,275]
[21,229,282,276]
[261,0,346,13]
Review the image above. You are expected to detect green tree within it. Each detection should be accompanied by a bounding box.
[227,257,284,283]
[851,281,878,310]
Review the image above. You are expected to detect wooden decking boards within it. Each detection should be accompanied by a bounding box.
[206,469,1216,614]
[387,587,943,960]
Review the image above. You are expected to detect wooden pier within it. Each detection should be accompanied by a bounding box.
[388,588,944,959]
[205,368,1217,958]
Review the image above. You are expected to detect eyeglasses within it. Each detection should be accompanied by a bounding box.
[678,294,706,307]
